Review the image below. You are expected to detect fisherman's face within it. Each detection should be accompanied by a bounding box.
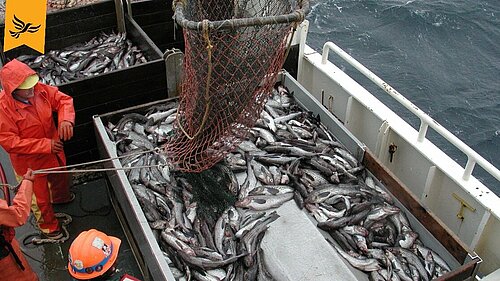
[14,87,35,99]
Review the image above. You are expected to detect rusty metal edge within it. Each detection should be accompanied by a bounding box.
[434,257,482,281]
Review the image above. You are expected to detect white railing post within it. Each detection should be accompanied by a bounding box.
[463,158,476,181]
[417,121,429,142]
[319,41,500,183]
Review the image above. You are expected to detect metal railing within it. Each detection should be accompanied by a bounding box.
[321,41,500,183]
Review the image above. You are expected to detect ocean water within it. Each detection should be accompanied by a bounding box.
[306,0,500,195]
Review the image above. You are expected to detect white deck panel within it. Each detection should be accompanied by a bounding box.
[261,201,367,281]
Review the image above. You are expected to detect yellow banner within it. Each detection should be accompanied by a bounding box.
[4,0,47,53]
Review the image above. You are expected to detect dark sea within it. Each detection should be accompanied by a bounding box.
[306,0,500,195]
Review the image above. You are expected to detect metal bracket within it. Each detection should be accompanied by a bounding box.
[452,193,476,220]
[388,143,397,163]
[163,48,184,98]
[114,0,126,33]
[125,0,133,17]
[328,95,334,112]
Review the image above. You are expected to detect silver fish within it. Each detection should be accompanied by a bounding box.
[252,127,276,143]
[332,244,381,272]
[387,247,429,281]
[235,193,294,211]
[161,229,195,256]
[249,185,294,196]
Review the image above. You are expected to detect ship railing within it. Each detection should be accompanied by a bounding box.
[320,41,500,183]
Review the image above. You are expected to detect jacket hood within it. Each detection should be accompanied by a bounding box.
[0,59,37,96]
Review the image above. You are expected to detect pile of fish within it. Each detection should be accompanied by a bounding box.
[0,0,5,23]
[16,32,147,85]
[107,103,279,280]
[0,0,104,22]
[47,0,103,11]
[105,84,452,281]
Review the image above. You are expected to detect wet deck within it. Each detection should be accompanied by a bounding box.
[16,178,144,280]
[1,148,143,281]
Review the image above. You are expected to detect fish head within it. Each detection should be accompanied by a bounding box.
[234,197,251,208]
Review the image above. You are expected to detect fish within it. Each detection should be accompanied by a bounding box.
[248,185,294,196]
[305,184,363,204]
[214,209,229,255]
[386,250,413,281]
[235,193,294,211]
[343,225,369,237]
[161,229,196,256]
[364,205,401,228]
[238,157,258,200]
[260,109,277,132]
[396,231,418,249]
[331,243,382,272]
[415,244,450,272]
[178,250,246,270]
[17,31,147,85]
[252,127,276,144]
[235,212,275,239]
[387,247,429,281]
[250,159,274,185]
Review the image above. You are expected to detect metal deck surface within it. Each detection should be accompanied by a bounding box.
[15,177,144,281]
[0,147,143,281]
[16,178,142,281]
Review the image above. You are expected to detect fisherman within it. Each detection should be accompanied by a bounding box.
[67,229,122,281]
[0,59,75,240]
[0,169,39,281]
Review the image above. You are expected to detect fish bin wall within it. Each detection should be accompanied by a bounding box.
[93,72,480,281]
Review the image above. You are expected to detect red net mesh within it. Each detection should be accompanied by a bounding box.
[166,0,306,172]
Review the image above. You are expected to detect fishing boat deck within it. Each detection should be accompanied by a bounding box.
[0,148,143,281]
[16,177,144,281]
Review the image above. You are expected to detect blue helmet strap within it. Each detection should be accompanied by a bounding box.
[70,243,113,274]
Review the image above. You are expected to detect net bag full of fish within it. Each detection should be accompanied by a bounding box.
[167,0,309,172]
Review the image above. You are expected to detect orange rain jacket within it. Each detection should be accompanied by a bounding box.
[1,178,38,281]
[0,59,75,175]
[0,180,33,242]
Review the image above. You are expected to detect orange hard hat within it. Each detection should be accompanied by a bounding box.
[68,229,121,280]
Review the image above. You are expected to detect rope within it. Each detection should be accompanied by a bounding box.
[30,213,72,245]
[33,164,168,175]
[283,22,299,64]
[0,182,21,191]
[33,147,160,173]
[0,147,166,179]
[176,19,213,140]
